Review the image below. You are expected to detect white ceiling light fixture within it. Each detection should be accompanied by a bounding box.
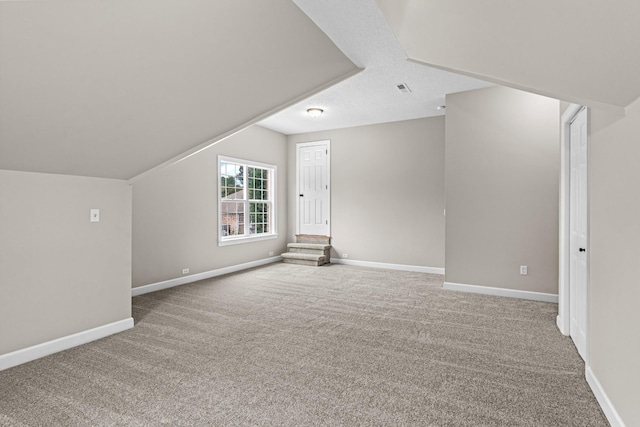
[307,108,324,118]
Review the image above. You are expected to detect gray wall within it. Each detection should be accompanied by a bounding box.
[590,100,640,426]
[132,125,288,287]
[287,117,445,268]
[0,170,131,355]
[445,86,560,294]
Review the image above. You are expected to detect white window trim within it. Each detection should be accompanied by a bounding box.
[217,155,278,246]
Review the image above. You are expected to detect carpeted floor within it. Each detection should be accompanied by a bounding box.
[0,263,608,426]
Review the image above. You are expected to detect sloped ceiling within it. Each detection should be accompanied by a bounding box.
[259,0,492,135]
[0,0,358,179]
[376,0,640,113]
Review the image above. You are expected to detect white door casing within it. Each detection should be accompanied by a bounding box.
[568,107,588,361]
[297,141,330,236]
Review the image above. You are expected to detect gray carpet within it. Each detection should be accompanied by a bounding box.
[0,263,608,426]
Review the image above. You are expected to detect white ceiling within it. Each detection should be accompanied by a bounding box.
[258,0,492,135]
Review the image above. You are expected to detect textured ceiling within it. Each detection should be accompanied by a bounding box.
[258,0,492,135]
[377,0,640,114]
[0,0,357,179]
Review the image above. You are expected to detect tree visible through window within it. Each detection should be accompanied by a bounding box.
[219,156,276,243]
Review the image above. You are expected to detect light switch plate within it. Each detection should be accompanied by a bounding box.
[90,209,100,222]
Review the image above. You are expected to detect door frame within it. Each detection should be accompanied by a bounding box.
[557,103,590,363]
[295,140,331,236]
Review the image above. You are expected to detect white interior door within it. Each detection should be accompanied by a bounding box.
[298,141,330,236]
[569,107,588,360]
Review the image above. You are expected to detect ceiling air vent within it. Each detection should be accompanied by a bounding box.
[396,83,411,94]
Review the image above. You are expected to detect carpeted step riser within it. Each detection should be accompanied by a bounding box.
[289,247,331,258]
[281,252,326,263]
[287,243,331,250]
[282,258,324,266]
[295,235,330,245]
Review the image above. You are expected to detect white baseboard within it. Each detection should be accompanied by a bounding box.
[329,258,444,275]
[0,317,134,372]
[556,315,570,336]
[443,281,558,303]
[132,256,282,297]
[586,366,626,427]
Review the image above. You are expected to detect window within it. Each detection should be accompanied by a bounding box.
[218,156,276,245]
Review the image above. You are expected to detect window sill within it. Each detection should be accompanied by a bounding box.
[218,233,279,247]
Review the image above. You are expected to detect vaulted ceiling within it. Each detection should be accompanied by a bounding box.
[0,1,357,179]
[4,1,638,181]
[259,0,492,135]
[376,0,640,114]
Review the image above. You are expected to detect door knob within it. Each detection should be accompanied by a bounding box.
[299,194,304,197]
[579,248,586,252]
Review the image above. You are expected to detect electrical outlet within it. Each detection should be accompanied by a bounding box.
[182,268,189,275]
[342,253,349,259]
[268,251,274,256]
[520,265,528,275]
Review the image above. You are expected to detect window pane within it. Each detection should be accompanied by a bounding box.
[221,161,244,199]
[247,170,270,201]
[248,202,270,235]
[221,201,245,236]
